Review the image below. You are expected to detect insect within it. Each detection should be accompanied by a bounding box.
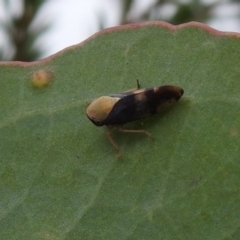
[86,80,184,157]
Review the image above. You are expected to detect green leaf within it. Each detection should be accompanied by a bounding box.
[0,22,239,239]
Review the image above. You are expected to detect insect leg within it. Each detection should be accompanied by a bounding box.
[117,126,152,138]
[106,127,122,158]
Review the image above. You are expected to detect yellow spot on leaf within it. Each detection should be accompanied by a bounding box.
[32,70,53,88]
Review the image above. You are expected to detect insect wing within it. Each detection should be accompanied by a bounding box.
[104,86,183,126]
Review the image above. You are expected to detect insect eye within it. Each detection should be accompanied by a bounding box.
[92,118,103,126]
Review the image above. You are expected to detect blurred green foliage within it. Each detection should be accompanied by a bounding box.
[0,0,49,61]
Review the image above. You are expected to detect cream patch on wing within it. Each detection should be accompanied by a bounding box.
[87,96,120,121]
[134,92,147,102]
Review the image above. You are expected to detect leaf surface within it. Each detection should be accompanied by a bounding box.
[0,22,240,239]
